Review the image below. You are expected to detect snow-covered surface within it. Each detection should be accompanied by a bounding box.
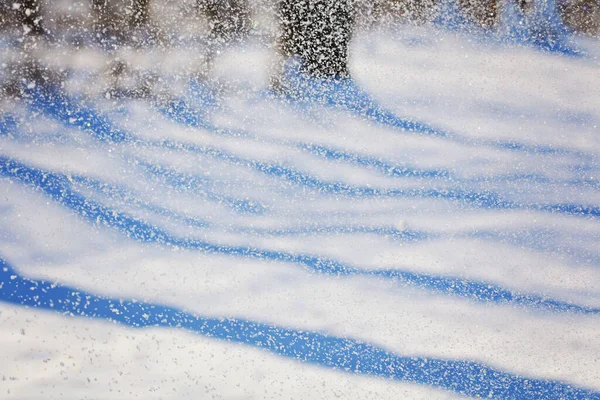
[1,17,600,400]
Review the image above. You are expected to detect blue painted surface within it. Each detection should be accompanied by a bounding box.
[1,257,598,400]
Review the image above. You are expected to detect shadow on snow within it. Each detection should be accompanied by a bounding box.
[1,156,598,315]
[1,257,598,400]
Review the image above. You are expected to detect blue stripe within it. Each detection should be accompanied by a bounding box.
[21,86,600,218]
[0,114,18,137]
[132,157,266,215]
[71,175,208,230]
[1,258,598,400]
[1,156,598,315]
[24,85,130,143]
[156,98,597,190]
[296,142,451,179]
[267,67,590,157]
[144,139,600,218]
[38,170,600,269]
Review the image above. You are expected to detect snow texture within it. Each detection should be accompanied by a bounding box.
[1,1,600,398]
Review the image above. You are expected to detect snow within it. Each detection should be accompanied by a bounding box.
[1,5,600,399]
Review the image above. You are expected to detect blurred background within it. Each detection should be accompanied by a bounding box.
[1,0,598,100]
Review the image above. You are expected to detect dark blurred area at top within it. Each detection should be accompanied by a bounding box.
[0,0,598,99]
[3,0,599,37]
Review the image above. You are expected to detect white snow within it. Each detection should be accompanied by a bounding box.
[1,13,600,399]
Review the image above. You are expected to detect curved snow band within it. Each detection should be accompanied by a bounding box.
[157,95,456,180]
[276,65,446,138]
[74,173,424,242]
[272,65,590,158]
[158,93,598,190]
[148,77,592,162]
[185,79,454,180]
[11,146,595,267]
[131,157,266,215]
[7,120,595,266]
[24,85,130,143]
[295,142,451,179]
[20,86,600,218]
[22,86,265,215]
[71,175,209,230]
[236,224,600,268]
[1,258,598,400]
[1,156,598,315]
[7,110,597,268]
[152,138,600,218]
[157,89,453,179]
[0,115,18,137]
[42,173,600,267]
